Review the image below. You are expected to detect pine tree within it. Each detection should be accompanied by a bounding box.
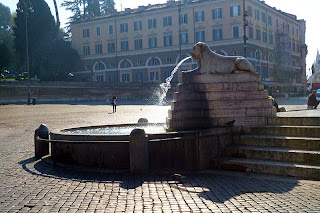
[100,0,116,15]
[61,0,84,23]
[87,0,100,17]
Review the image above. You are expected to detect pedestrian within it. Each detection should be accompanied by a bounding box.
[307,90,319,109]
[111,95,117,113]
[268,95,280,112]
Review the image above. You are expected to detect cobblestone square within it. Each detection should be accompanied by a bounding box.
[1,102,320,212]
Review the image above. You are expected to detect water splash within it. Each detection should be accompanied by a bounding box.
[158,56,192,105]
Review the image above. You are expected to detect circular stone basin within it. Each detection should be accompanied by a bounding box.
[62,124,167,135]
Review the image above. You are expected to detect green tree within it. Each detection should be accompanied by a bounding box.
[0,3,11,29]
[61,0,84,23]
[100,0,116,15]
[87,0,100,17]
[49,39,81,81]
[0,42,11,71]
[13,0,57,79]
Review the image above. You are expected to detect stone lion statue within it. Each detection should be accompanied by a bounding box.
[190,42,256,74]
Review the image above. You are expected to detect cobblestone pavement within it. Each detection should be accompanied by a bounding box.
[1,103,320,212]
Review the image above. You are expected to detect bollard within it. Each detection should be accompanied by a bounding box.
[34,124,49,159]
[32,97,37,105]
[129,129,149,174]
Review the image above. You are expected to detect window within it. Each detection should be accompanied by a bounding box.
[179,13,188,24]
[263,31,267,43]
[293,41,296,51]
[136,72,143,82]
[96,27,101,37]
[83,45,90,55]
[163,16,172,27]
[94,62,105,70]
[255,9,260,20]
[232,26,240,38]
[120,23,128,33]
[148,58,160,66]
[121,40,129,51]
[248,26,253,39]
[83,29,90,38]
[195,31,205,42]
[180,32,188,45]
[110,63,115,68]
[268,15,272,26]
[149,37,157,48]
[96,75,104,82]
[230,5,240,17]
[134,21,142,31]
[262,12,266,24]
[164,35,172,47]
[120,60,131,68]
[166,58,172,63]
[296,29,299,37]
[263,67,268,78]
[276,19,279,29]
[269,34,274,45]
[297,43,300,52]
[287,24,290,33]
[136,60,142,66]
[195,11,205,22]
[212,8,222,20]
[256,29,261,40]
[248,5,252,17]
[213,28,222,40]
[95,43,102,54]
[134,39,143,50]
[292,26,295,35]
[149,70,159,82]
[288,41,291,50]
[109,74,117,83]
[109,25,114,35]
[122,73,130,83]
[108,42,115,53]
[148,18,156,29]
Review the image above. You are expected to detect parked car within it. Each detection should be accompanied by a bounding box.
[317,89,320,97]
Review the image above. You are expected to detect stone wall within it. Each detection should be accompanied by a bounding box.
[0,81,170,104]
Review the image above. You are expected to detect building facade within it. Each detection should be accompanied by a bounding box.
[71,0,307,93]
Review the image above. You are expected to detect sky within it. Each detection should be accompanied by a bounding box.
[2,0,319,77]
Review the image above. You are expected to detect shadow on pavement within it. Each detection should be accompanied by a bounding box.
[19,157,298,203]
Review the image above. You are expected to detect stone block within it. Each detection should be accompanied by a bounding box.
[181,72,260,84]
[177,82,265,92]
[174,90,268,101]
[245,107,273,117]
[129,129,149,174]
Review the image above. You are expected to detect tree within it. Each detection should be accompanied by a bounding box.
[61,0,84,23]
[100,0,116,15]
[45,39,81,81]
[13,0,57,79]
[87,0,100,17]
[0,3,11,29]
[0,42,11,71]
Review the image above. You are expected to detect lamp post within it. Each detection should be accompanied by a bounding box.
[26,9,31,105]
[21,3,33,104]
[243,0,248,58]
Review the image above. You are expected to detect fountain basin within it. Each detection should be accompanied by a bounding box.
[49,124,232,171]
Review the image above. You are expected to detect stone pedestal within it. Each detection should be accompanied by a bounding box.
[167,72,275,131]
[34,124,49,159]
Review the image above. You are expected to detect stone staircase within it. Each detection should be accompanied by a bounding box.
[220,117,320,180]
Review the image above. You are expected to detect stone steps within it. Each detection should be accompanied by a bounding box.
[268,117,320,126]
[220,117,320,179]
[234,135,320,149]
[247,125,320,137]
[220,157,320,180]
[225,145,320,164]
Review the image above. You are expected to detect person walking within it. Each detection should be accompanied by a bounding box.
[111,95,117,113]
[307,90,319,109]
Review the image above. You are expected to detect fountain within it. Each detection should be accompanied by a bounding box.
[36,42,275,173]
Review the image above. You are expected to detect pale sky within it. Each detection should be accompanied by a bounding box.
[2,0,319,77]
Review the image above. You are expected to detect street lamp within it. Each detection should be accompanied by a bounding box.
[20,3,33,104]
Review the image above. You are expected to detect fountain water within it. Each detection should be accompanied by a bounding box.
[158,56,192,105]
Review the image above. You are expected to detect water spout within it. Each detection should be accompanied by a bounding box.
[158,56,192,105]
